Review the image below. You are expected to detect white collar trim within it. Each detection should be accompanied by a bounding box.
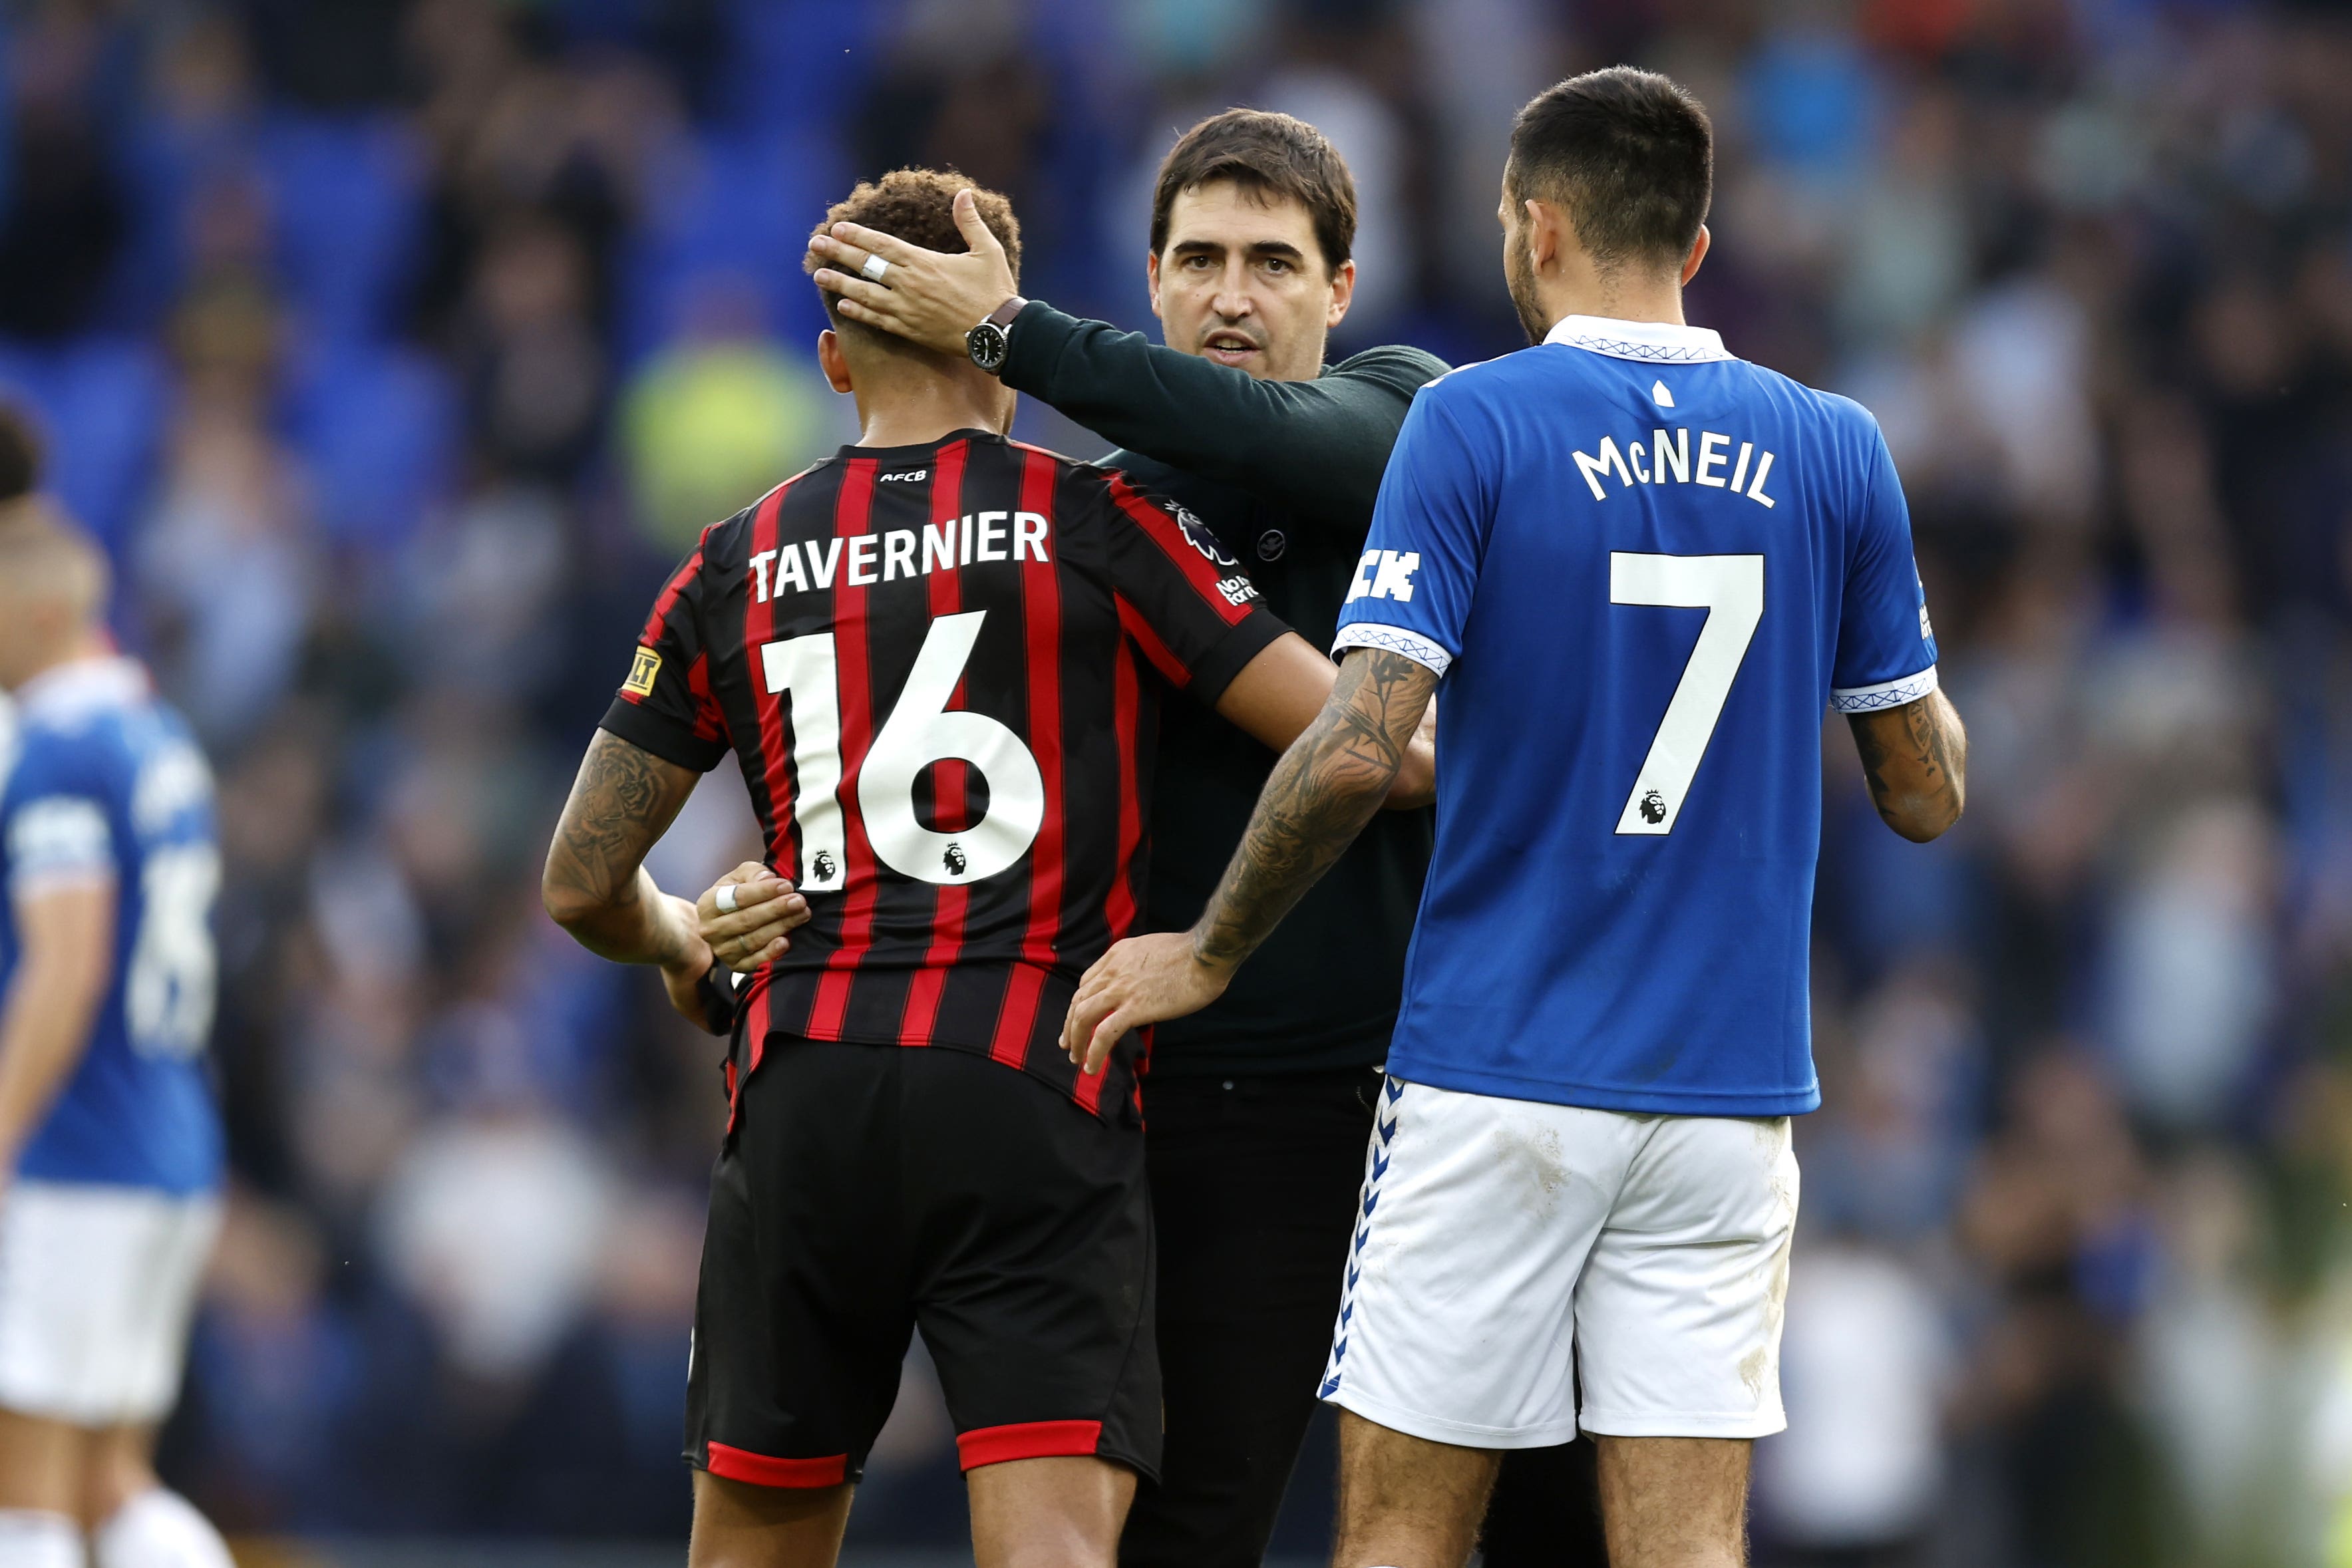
[1543,314,1731,364]
[17,655,147,722]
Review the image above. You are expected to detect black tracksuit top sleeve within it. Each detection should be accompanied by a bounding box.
[998,301,1449,535]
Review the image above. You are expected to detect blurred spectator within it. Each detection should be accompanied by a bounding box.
[2102,800,2279,1130]
[0,2,127,340]
[620,273,834,552]
[456,219,607,481]
[2137,1152,2279,1559]
[136,400,319,746]
[374,1100,615,1387]
[1756,1235,1952,1563]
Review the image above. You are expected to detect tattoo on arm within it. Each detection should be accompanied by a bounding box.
[1194,651,1440,969]
[1849,690,1967,840]
[544,730,700,963]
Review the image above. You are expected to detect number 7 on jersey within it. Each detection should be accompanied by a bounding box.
[1610,552,1764,836]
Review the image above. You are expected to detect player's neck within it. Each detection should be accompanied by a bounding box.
[1540,274,1686,333]
[7,627,110,695]
[850,379,1011,450]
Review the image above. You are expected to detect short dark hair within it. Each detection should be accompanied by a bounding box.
[1150,109,1357,273]
[808,169,1021,331]
[0,402,43,503]
[1508,67,1713,274]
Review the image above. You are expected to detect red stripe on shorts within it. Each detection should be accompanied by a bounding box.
[705,1442,847,1488]
[954,1419,1102,1471]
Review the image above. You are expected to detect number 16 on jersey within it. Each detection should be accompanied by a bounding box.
[762,610,1047,888]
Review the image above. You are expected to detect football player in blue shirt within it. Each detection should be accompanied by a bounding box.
[1066,67,1967,1568]
[0,506,231,1568]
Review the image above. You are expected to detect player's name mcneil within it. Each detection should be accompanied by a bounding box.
[749,512,1052,601]
[1574,428,1779,508]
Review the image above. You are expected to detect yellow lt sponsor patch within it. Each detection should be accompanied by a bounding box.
[623,646,661,697]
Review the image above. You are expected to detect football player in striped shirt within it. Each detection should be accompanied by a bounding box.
[541,170,1429,1568]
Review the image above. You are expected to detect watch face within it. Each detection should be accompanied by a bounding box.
[968,321,1009,373]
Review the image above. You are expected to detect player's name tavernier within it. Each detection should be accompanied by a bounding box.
[749,511,1051,601]
[1574,427,1780,508]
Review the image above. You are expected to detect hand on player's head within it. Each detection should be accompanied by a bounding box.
[808,189,1019,359]
[696,862,811,973]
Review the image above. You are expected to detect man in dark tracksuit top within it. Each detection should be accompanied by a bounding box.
[806,118,1605,1567]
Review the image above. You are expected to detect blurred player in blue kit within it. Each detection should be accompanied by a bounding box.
[1069,69,1969,1568]
[0,425,232,1568]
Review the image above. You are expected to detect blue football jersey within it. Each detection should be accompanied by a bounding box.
[0,657,224,1192]
[1333,316,1938,1116]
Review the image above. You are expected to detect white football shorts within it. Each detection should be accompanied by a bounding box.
[1319,1077,1798,1446]
[0,1181,221,1427]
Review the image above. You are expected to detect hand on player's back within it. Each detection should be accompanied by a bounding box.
[808,188,1017,357]
[1062,932,1235,1077]
[696,863,812,974]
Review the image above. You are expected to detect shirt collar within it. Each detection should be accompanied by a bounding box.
[16,655,148,722]
[1543,314,1731,364]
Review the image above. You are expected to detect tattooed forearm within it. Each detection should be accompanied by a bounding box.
[542,729,701,963]
[1193,651,1440,969]
[1848,689,1967,842]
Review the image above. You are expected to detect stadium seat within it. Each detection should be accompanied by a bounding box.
[259,112,425,345]
[614,127,844,367]
[713,0,876,133]
[0,335,170,552]
[279,338,457,550]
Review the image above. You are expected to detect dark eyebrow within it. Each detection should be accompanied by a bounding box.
[1167,239,1310,264]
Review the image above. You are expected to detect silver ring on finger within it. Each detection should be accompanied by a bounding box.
[861,253,890,285]
[715,882,739,915]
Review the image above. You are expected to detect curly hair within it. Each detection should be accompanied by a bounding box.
[808,168,1021,333]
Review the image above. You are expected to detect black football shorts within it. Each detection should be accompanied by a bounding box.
[685,1036,1160,1489]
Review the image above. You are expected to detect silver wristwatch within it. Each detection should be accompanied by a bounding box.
[965,297,1028,375]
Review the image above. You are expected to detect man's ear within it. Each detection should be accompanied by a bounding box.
[1325,257,1357,330]
[1524,198,1568,275]
[1146,249,1163,320]
[818,328,854,394]
[1681,224,1711,286]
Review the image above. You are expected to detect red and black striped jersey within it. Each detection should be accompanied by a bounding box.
[601,430,1289,1120]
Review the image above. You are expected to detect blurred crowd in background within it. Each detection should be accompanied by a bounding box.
[2,0,2349,1561]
